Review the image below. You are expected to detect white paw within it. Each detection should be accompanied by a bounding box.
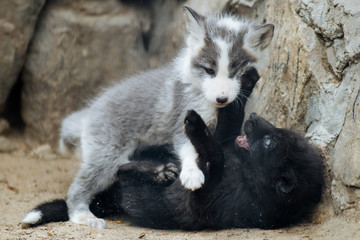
[70,211,106,229]
[87,218,106,229]
[179,167,205,191]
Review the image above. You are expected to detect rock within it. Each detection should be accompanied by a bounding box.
[343,15,360,61]
[228,0,259,8]
[305,75,352,148]
[294,0,360,207]
[327,39,349,77]
[334,0,360,15]
[0,118,10,134]
[296,0,344,42]
[331,179,354,212]
[0,0,45,113]
[141,0,187,67]
[21,0,150,145]
[331,64,360,187]
[0,136,18,152]
[245,0,318,132]
[31,144,57,160]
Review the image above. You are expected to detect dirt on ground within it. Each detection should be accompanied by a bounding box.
[1,136,360,240]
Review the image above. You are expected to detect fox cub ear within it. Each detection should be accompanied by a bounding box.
[246,23,275,50]
[183,6,206,35]
[276,169,297,195]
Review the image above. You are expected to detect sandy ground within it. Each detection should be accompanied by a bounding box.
[1,139,360,240]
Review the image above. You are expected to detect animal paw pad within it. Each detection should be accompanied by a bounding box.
[155,163,179,184]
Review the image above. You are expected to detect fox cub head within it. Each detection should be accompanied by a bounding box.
[180,7,274,108]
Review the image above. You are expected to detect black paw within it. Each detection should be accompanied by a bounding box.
[154,163,179,185]
[240,67,259,96]
[184,110,209,139]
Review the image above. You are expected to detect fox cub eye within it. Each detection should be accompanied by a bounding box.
[203,67,215,76]
[263,136,274,149]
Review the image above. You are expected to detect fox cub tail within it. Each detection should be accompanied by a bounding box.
[22,199,69,228]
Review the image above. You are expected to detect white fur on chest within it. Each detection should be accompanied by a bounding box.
[185,87,218,131]
[198,103,218,130]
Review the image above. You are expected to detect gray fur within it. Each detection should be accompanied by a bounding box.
[60,7,274,228]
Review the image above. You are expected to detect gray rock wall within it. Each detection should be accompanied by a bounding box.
[0,0,45,112]
[21,0,151,144]
[0,0,359,212]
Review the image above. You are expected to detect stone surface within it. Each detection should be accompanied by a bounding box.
[334,0,360,15]
[326,39,349,77]
[0,0,45,112]
[0,118,10,134]
[343,15,360,61]
[331,179,354,212]
[0,136,18,152]
[331,64,360,187]
[245,0,318,132]
[296,0,344,42]
[31,144,57,160]
[21,0,150,145]
[228,0,259,8]
[294,0,360,211]
[305,75,352,148]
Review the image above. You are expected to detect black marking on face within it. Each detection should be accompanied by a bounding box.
[192,17,258,82]
[228,30,256,79]
[192,35,220,77]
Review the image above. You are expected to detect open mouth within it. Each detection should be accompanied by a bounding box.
[235,135,249,150]
[215,103,227,108]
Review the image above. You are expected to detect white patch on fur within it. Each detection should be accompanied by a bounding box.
[22,210,42,224]
[217,16,246,33]
[70,211,106,229]
[179,141,204,190]
[59,138,69,156]
[178,36,204,89]
[59,139,82,159]
[201,100,219,128]
[202,38,240,106]
[215,38,230,80]
[59,109,87,157]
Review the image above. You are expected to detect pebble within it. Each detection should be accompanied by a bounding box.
[0,118,10,134]
[31,144,57,160]
[0,136,18,152]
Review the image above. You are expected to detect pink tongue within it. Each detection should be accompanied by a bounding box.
[236,136,249,150]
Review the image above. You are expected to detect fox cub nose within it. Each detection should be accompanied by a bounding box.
[216,97,228,104]
[249,112,257,119]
